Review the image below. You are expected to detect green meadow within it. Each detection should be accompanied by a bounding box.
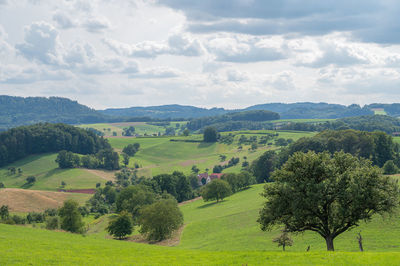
[1,183,400,265]
[109,130,315,177]
[77,121,186,137]
[179,184,400,252]
[2,224,400,265]
[0,154,109,190]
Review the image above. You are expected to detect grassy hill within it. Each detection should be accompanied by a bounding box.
[179,184,400,252]
[1,183,400,265]
[0,153,112,191]
[109,130,315,177]
[1,224,400,265]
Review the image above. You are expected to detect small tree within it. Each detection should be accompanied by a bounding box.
[0,182,4,188]
[59,200,84,233]
[139,199,183,241]
[61,181,66,188]
[0,205,9,220]
[258,151,399,251]
[26,176,36,184]
[183,129,190,136]
[383,160,398,175]
[191,165,200,174]
[122,153,130,167]
[203,127,218,142]
[202,179,232,202]
[272,231,293,251]
[107,211,133,240]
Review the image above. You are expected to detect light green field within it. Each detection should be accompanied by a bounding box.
[109,130,316,177]
[78,122,186,137]
[0,154,110,190]
[179,184,400,252]
[1,224,400,265]
[371,108,387,115]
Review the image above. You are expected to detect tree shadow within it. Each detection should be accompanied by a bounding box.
[43,168,68,178]
[197,142,214,149]
[20,182,34,189]
[197,200,225,209]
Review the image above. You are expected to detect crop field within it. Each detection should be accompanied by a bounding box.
[0,154,112,191]
[0,188,90,212]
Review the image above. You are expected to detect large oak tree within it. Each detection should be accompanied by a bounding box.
[258,151,399,251]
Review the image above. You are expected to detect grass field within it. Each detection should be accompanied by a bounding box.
[108,130,315,177]
[77,121,186,137]
[1,224,400,265]
[179,184,400,252]
[371,108,387,115]
[0,154,112,191]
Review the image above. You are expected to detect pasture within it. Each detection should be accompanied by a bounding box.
[109,130,315,177]
[77,121,186,137]
[179,184,400,252]
[1,223,399,265]
[0,153,111,191]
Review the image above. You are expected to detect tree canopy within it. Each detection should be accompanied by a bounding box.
[138,198,183,241]
[202,179,232,202]
[59,200,85,234]
[258,151,399,251]
[203,127,218,142]
[107,211,133,240]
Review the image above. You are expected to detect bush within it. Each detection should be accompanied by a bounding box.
[11,215,26,224]
[45,216,59,230]
[139,199,183,241]
[0,182,4,188]
[27,212,45,224]
[383,160,398,175]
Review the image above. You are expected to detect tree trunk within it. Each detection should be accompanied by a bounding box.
[325,236,334,251]
[282,244,285,251]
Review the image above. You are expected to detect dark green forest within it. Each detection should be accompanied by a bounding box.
[0,123,110,167]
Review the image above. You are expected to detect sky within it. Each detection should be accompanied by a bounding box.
[1,0,400,110]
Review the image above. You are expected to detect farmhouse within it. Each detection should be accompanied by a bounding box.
[197,173,223,186]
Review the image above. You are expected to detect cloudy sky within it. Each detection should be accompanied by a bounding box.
[1,0,400,109]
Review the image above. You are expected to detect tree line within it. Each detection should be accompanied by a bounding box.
[0,123,111,167]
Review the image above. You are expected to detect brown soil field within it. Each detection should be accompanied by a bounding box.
[0,188,90,212]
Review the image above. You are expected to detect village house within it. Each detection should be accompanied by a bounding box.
[197,172,223,186]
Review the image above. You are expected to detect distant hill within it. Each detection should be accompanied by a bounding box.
[99,104,230,119]
[366,103,400,117]
[245,102,373,119]
[0,96,109,130]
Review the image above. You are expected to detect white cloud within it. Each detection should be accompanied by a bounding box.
[82,16,111,33]
[206,35,285,63]
[129,67,182,79]
[52,12,77,29]
[15,21,63,65]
